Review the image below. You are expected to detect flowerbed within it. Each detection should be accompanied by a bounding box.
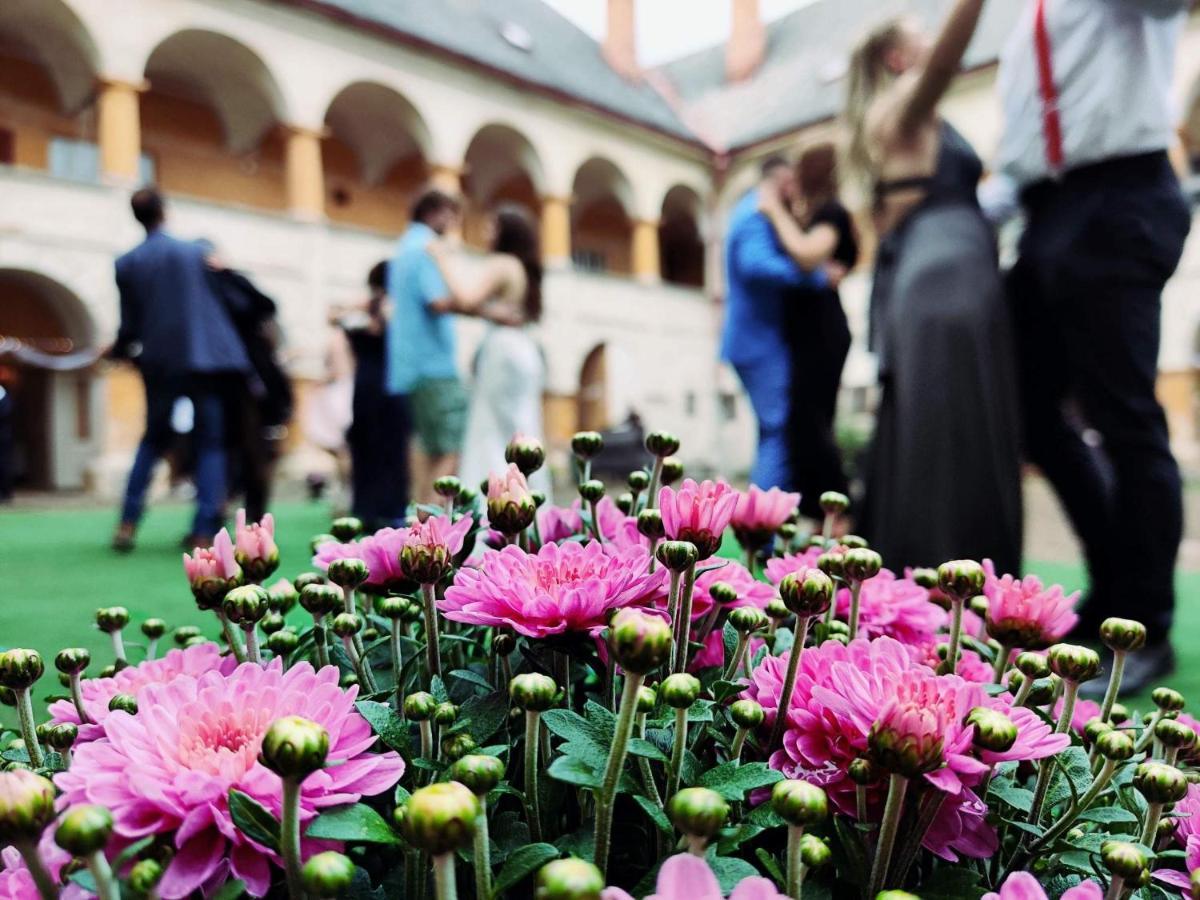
[0,430,1195,900]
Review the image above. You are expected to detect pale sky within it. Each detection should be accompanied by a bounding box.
[543,0,813,66]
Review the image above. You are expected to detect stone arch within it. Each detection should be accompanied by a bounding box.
[659,184,705,288]
[571,157,635,276]
[0,0,100,114]
[462,123,547,247]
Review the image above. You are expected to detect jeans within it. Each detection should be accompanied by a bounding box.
[1010,152,1191,644]
[733,354,793,490]
[121,373,234,537]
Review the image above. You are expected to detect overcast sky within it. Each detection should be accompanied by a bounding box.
[543,0,813,65]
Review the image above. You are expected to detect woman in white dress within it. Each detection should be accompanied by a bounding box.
[428,206,549,493]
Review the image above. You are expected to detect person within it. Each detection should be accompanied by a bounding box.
[385,189,516,502]
[110,187,251,550]
[721,158,833,491]
[844,4,1022,575]
[758,142,859,522]
[338,261,412,530]
[303,314,355,509]
[428,206,549,493]
[0,368,13,503]
[997,0,1192,691]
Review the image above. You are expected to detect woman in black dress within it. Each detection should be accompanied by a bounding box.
[759,142,859,522]
[340,261,411,530]
[835,2,1021,574]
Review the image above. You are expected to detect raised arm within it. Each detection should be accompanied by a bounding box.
[894,0,987,139]
[731,213,829,290]
[427,243,508,314]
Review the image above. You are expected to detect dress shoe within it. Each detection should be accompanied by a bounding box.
[111,522,136,553]
[1080,641,1175,700]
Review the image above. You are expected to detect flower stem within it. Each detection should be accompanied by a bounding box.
[281,776,304,900]
[636,714,663,807]
[672,562,698,674]
[525,710,543,842]
[992,643,1012,686]
[1140,801,1164,848]
[109,630,127,666]
[647,458,664,510]
[848,580,863,641]
[87,850,120,900]
[68,672,93,725]
[1104,875,1125,900]
[867,774,909,897]
[1031,759,1118,854]
[311,615,329,670]
[668,706,688,799]
[145,638,158,661]
[216,609,246,663]
[433,853,457,900]
[787,825,805,899]
[768,615,811,754]
[594,672,644,877]
[15,687,43,767]
[1028,680,1079,826]
[891,788,947,886]
[730,727,749,763]
[342,636,370,688]
[1013,674,1035,708]
[744,546,757,579]
[420,583,442,686]
[390,619,404,696]
[723,633,750,682]
[664,570,683,629]
[588,499,604,543]
[1135,710,1164,754]
[856,784,868,824]
[1099,651,1126,724]
[15,841,58,900]
[944,599,964,676]
[243,626,261,664]
[473,799,491,900]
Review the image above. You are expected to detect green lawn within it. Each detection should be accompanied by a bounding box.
[1,502,1198,722]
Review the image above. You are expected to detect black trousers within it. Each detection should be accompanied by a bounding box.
[788,289,851,519]
[1010,152,1191,643]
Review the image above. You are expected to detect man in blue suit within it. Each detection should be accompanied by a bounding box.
[721,157,831,491]
[110,188,250,551]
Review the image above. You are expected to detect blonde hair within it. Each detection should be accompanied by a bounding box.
[842,18,908,193]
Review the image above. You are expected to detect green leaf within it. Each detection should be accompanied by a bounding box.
[698,761,783,802]
[754,848,786,885]
[988,776,1034,813]
[1058,850,1099,873]
[1045,747,1093,812]
[430,675,449,703]
[111,836,156,870]
[712,679,746,703]
[492,810,533,862]
[448,668,493,692]
[305,803,399,845]
[212,880,246,900]
[450,692,508,744]
[627,738,669,762]
[228,789,281,852]
[68,870,98,893]
[632,795,671,834]
[743,803,786,829]
[1078,805,1138,825]
[492,842,561,894]
[547,755,603,789]
[917,866,987,900]
[355,700,411,756]
[706,853,761,893]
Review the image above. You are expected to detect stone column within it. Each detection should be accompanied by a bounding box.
[428,163,463,195]
[285,125,326,222]
[97,78,145,185]
[540,195,572,268]
[631,218,661,284]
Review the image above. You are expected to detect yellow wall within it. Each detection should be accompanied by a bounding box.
[542,393,579,447]
[323,136,424,233]
[1158,369,1197,444]
[140,91,287,211]
[0,53,95,169]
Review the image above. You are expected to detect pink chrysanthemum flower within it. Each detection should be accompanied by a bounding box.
[398,515,473,584]
[314,529,410,593]
[658,479,738,560]
[601,852,787,900]
[983,560,1079,649]
[910,637,993,684]
[536,499,644,550]
[440,541,667,638]
[687,561,777,622]
[234,509,277,566]
[538,503,584,543]
[1159,784,1200,891]
[183,529,240,587]
[54,659,404,899]
[833,569,947,647]
[731,486,800,549]
[49,643,237,742]
[763,547,825,586]
[743,637,1068,860]
[0,834,79,900]
[983,871,1102,900]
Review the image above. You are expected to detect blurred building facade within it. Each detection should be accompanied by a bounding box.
[1,0,1198,495]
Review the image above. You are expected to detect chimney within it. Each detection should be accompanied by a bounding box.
[603,0,640,81]
[726,0,766,83]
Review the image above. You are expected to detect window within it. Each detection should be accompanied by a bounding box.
[572,250,607,273]
[48,138,156,184]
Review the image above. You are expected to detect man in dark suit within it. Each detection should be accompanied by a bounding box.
[111,188,250,551]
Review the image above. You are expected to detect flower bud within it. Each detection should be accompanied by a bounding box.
[327,558,370,592]
[260,612,286,635]
[966,707,1018,753]
[765,599,789,621]
[1134,762,1189,804]
[505,436,546,476]
[0,770,56,843]
[708,582,739,606]
[1100,618,1147,654]
[771,779,828,827]
[656,540,699,573]
[840,535,868,549]
[404,692,437,721]
[729,607,768,634]
[331,613,362,639]
[54,648,90,676]
[46,724,77,753]
[396,782,479,856]
[637,686,657,714]
[441,732,477,761]
[911,568,938,590]
[779,569,835,618]
[826,620,850,637]
[1047,644,1101,683]
[571,431,604,460]
[816,552,845,581]
[338,669,356,688]
[876,893,921,900]
[644,431,680,458]
[799,834,831,868]
[300,584,343,617]
[1101,841,1148,880]
[309,534,338,555]
[1156,719,1197,750]
[578,480,605,503]
[140,618,167,640]
[615,493,635,515]
[937,560,986,600]
[56,805,113,856]
[301,851,354,898]
[535,858,604,900]
[1023,676,1058,707]
[1014,652,1050,679]
[510,673,558,712]
[1153,687,1186,712]
[494,632,516,656]
[433,476,462,500]
[329,517,364,542]
[848,758,879,786]
[108,694,138,715]
[449,755,505,796]
[628,470,651,493]
[660,674,701,709]
[173,626,201,646]
[294,572,326,592]
[1083,718,1113,745]
[843,549,882,583]
[259,716,329,779]
[433,702,459,726]
[660,457,684,486]
[374,596,405,620]
[223,585,270,626]
[730,699,764,730]
[95,606,130,633]
[0,650,44,690]
[819,492,849,515]
[1110,703,1130,726]
[969,596,990,618]
[267,631,299,656]
[129,859,164,896]
[1158,817,1177,841]
[637,509,665,541]
[608,609,672,675]
[99,664,117,678]
[667,787,728,838]
[777,523,798,544]
[268,578,300,613]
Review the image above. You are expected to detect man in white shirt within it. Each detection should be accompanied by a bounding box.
[998,0,1193,693]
